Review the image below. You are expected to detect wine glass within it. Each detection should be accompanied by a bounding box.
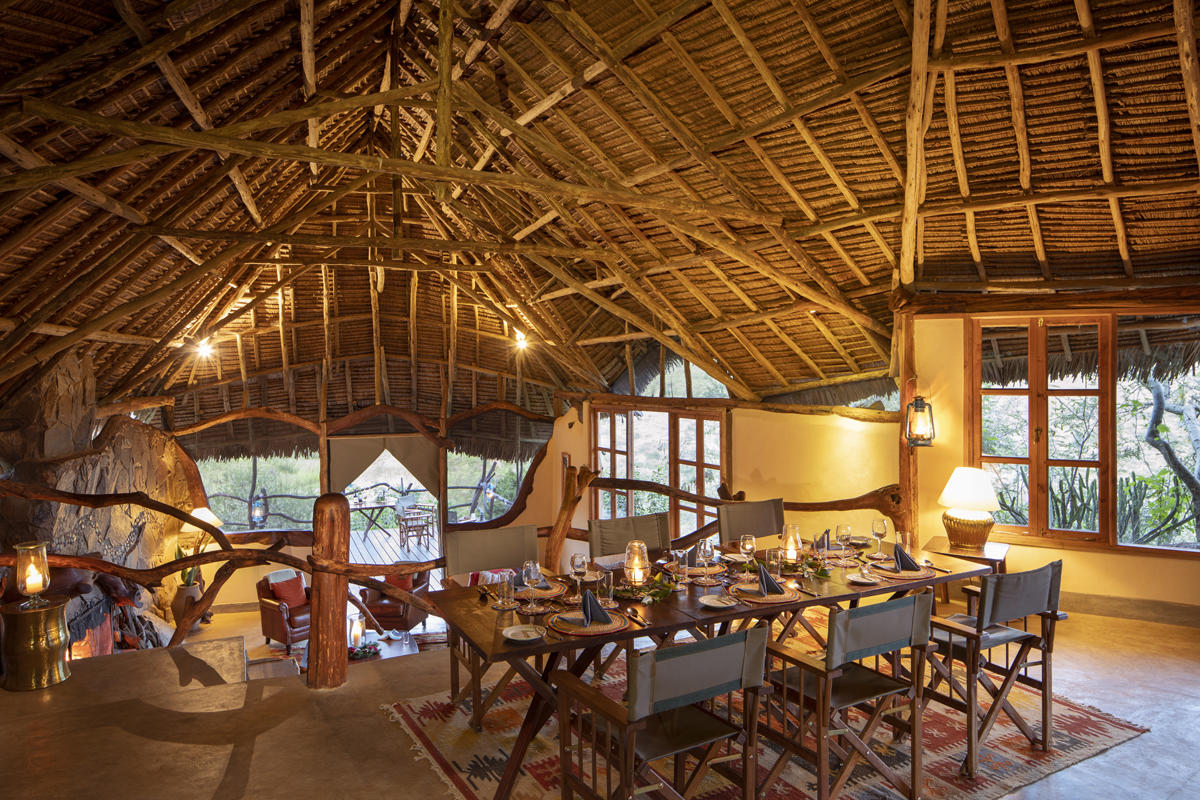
[522,559,547,614]
[695,539,718,586]
[835,524,852,575]
[738,534,756,566]
[568,552,588,603]
[871,517,888,559]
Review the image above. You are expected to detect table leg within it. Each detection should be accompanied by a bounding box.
[492,645,602,800]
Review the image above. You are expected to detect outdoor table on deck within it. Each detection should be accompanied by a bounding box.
[426,550,989,800]
[348,501,394,536]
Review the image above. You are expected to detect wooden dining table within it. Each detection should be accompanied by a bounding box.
[425,546,990,800]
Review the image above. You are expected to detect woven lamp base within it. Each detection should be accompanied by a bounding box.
[942,511,995,549]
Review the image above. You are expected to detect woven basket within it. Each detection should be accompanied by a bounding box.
[943,511,995,549]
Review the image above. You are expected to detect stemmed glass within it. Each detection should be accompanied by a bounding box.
[693,539,719,586]
[835,524,853,575]
[870,517,889,560]
[568,552,588,603]
[521,559,548,614]
[738,534,757,568]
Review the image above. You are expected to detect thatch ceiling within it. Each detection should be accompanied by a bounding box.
[0,0,1198,428]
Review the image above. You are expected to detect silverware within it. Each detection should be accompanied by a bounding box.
[626,608,649,628]
[923,559,951,573]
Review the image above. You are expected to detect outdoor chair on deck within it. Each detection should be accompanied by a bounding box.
[587,512,672,558]
[717,497,785,545]
[759,592,933,800]
[925,560,1063,779]
[442,524,539,730]
[552,627,767,800]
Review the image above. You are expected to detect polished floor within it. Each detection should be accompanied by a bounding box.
[1,605,1196,799]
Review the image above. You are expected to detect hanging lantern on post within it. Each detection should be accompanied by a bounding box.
[905,396,935,447]
[250,492,267,529]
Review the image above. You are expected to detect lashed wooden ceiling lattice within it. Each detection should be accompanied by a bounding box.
[0,0,1198,428]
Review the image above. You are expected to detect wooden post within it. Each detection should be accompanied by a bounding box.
[896,312,919,539]
[308,493,349,689]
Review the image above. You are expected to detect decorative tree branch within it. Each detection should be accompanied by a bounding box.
[0,478,232,550]
[1145,379,1200,542]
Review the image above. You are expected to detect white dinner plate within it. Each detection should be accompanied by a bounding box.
[698,594,739,608]
[847,574,882,585]
[502,624,546,642]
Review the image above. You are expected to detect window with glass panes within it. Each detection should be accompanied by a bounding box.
[591,405,723,536]
[969,315,1114,543]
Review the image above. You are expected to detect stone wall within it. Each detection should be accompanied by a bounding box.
[1,354,193,629]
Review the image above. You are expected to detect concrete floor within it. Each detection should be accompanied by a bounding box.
[1,607,1196,800]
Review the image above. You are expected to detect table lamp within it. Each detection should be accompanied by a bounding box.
[181,506,223,534]
[937,467,1001,549]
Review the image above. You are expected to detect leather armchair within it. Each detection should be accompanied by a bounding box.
[358,571,430,632]
[256,576,311,654]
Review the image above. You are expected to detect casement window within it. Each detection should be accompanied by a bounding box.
[967,312,1200,554]
[591,405,723,536]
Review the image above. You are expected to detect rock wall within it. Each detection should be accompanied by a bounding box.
[0,354,193,627]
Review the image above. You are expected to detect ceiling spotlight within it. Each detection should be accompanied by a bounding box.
[514,330,528,350]
[196,338,214,358]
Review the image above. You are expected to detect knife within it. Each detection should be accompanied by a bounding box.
[923,560,951,573]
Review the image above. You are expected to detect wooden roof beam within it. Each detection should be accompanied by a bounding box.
[1073,0,1132,277]
[112,0,263,226]
[899,0,932,286]
[927,20,1175,72]
[300,0,320,175]
[1174,0,1200,180]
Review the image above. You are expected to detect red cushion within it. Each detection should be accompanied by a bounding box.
[270,575,307,607]
[384,573,414,592]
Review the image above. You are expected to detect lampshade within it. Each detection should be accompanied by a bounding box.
[937,467,1000,511]
[181,506,223,533]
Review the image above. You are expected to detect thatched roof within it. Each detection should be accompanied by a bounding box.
[1,0,1198,436]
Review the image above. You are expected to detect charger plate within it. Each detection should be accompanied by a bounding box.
[546,610,631,636]
[868,564,935,581]
[729,581,801,604]
[514,580,568,600]
[666,563,725,577]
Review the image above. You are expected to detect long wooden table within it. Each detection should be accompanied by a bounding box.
[426,547,989,800]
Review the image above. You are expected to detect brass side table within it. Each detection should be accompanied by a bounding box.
[1,595,71,690]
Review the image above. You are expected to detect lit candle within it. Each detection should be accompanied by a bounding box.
[25,563,45,595]
[351,618,364,647]
[627,565,644,585]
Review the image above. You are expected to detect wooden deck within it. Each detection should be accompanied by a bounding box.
[348,523,441,567]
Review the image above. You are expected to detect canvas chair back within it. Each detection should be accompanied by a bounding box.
[825,592,933,670]
[975,560,1062,630]
[588,512,672,558]
[627,627,767,721]
[717,498,785,545]
[443,524,539,577]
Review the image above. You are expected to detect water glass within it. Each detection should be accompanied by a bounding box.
[835,524,852,575]
[492,570,518,611]
[766,548,783,578]
[673,548,690,584]
[695,539,719,586]
[569,552,588,602]
[871,517,888,559]
[739,534,757,562]
[597,570,617,609]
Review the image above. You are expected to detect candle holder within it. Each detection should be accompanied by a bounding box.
[623,540,650,587]
[15,541,50,609]
[781,524,804,572]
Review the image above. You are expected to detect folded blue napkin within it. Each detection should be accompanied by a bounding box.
[513,571,551,590]
[813,529,831,550]
[581,589,612,626]
[686,546,697,567]
[892,542,922,572]
[757,562,785,595]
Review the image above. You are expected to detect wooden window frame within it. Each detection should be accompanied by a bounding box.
[590,403,725,536]
[965,311,1200,559]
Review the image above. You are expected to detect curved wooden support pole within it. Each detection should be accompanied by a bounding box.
[671,519,719,551]
[445,400,555,427]
[545,465,596,571]
[171,406,321,436]
[591,476,734,509]
[783,483,905,531]
[324,403,451,448]
[168,561,236,647]
[0,478,232,550]
[308,493,349,689]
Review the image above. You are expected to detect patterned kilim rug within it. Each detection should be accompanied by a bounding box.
[382,649,1145,800]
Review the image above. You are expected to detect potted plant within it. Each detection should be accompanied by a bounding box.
[170,545,204,632]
